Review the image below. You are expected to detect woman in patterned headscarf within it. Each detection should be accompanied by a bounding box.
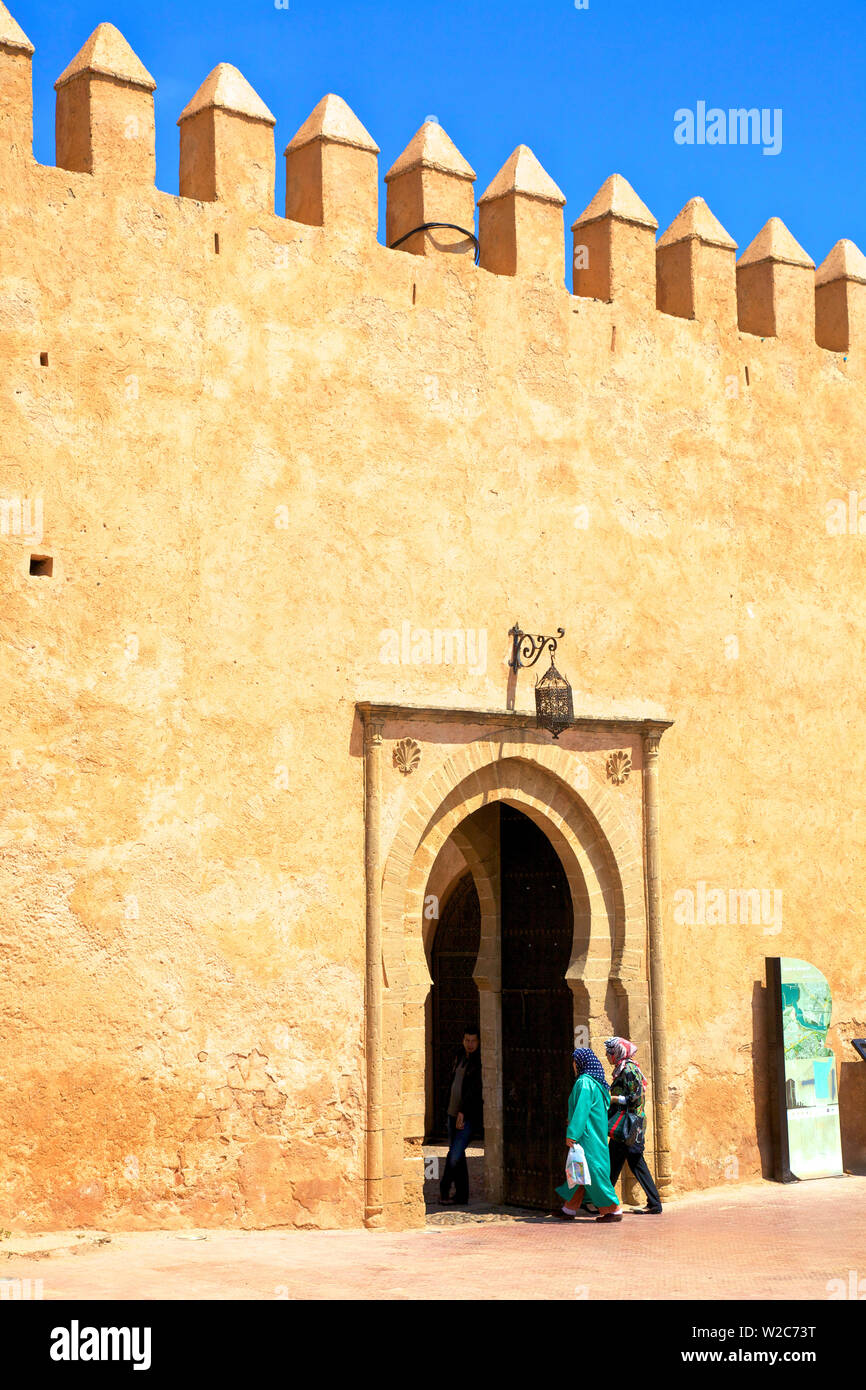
[555,1047,622,1222]
[605,1036,663,1215]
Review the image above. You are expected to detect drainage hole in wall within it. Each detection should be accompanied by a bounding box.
[30,555,53,577]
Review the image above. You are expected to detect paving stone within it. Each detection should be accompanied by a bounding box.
[1,1176,863,1300]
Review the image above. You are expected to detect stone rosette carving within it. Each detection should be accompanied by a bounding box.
[606,750,631,786]
[393,738,421,776]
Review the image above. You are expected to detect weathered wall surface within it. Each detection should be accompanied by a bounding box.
[1,12,865,1228]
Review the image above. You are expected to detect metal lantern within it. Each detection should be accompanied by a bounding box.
[535,658,574,739]
[507,621,573,739]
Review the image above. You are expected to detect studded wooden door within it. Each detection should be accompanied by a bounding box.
[501,804,574,1209]
[429,872,481,1140]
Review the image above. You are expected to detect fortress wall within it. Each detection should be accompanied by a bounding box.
[1,13,864,1226]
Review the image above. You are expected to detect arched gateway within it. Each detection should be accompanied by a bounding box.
[358,705,672,1229]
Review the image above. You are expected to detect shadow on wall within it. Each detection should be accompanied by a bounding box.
[751,980,776,1180]
[840,1056,866,1176]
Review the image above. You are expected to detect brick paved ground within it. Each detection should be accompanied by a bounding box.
[2,1176,864,1301]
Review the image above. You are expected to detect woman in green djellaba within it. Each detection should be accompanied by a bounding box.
[555,1047,623,1222]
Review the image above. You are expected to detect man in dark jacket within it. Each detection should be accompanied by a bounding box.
[439,1028,482,1205]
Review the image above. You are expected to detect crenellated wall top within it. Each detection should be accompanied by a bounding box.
[1,7,864,357]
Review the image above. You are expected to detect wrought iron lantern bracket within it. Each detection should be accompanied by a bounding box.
[507,622,574,740]
[508,623,565,672]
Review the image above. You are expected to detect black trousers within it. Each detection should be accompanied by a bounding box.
[609,1138,663,1211]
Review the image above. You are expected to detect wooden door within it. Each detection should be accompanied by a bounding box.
[501,804,574,1209]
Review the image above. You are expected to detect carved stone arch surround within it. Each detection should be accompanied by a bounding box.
[378,734,651,1220]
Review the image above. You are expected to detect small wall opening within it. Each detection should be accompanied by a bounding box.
[213,233,220,254]
[39,352,49,367]
[29,555,53,577]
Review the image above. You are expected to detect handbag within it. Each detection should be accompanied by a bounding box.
[565,1142,590,1188]
[608,1102,646,1153]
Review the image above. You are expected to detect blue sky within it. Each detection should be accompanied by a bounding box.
[13,0,866,268]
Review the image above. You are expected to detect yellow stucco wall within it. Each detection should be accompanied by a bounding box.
[1,16,864,1229]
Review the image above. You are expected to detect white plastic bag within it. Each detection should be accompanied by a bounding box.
[565,1142,590,1188]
